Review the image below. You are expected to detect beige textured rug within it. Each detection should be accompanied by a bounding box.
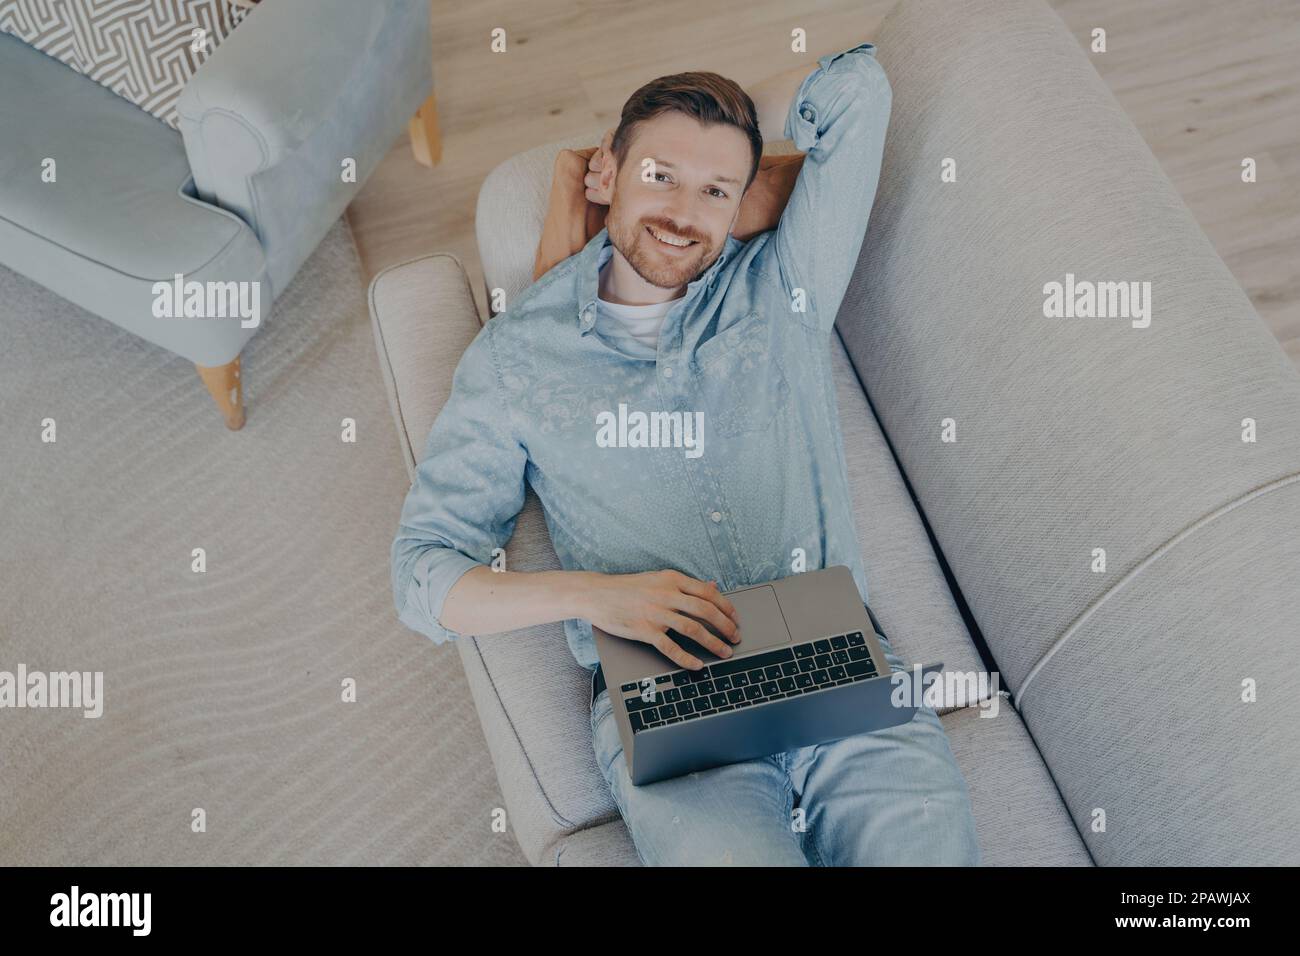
[0,221,526,865]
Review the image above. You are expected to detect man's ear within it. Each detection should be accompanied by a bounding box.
[594,156,617,205]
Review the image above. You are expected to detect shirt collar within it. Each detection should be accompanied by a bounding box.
[575,227,741,335]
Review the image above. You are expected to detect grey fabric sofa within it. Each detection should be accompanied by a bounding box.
[0,0,431,428]
[368,0,1300,866]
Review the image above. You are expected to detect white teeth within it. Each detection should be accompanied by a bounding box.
[648,226,694,247]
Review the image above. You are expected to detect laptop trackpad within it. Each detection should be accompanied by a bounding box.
[668,584,791,663]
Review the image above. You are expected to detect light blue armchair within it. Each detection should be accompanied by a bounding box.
[0,0,433,428]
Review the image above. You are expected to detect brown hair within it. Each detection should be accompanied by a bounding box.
[610,71,762,193]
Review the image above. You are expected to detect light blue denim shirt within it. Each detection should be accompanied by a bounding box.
[393,42,891,668]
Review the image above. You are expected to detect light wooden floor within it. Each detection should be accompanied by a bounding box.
[346,0,1300,365]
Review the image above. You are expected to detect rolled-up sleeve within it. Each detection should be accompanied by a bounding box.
[391,322,528,644]
[773,42,892,334]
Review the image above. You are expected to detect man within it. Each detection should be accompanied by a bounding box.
[392,41,981,866]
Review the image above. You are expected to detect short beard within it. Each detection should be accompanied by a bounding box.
[606,194,714,290]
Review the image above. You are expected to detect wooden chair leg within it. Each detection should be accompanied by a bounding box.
[408,93,442,167]
[196,357,246,430]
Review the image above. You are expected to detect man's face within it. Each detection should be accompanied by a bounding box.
[600,112,751,291]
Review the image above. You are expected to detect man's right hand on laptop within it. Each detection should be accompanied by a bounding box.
[579,570,740,670]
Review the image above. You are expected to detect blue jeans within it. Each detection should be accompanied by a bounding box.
[589,620,981,866]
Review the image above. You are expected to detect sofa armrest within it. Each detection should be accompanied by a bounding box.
[178,0,432,296]
[369,254,484,481]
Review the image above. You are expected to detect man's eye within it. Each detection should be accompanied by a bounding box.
[708,187,727,199]
[654,172,672,183]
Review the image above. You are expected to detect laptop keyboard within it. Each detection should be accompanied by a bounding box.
[619,631,877,734]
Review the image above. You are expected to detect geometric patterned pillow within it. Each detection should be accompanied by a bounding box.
[0,0,250,130]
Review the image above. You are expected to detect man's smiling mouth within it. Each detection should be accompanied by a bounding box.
[646,224,698,249]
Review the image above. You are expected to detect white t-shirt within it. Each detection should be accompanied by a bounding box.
[595,258,678,351]
[595,295,675,350]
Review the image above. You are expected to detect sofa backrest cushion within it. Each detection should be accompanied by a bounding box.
[0,0,248,129]
[843,0,1300,865]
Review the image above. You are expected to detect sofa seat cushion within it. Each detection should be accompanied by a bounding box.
[0,32,256,278]
[0,32,265,365]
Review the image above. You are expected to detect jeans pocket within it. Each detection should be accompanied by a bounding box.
[590,687,612,729]
[874,633,907,675]
[590,689,622,779]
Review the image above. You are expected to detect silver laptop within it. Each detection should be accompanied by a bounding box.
[593,565,942,785]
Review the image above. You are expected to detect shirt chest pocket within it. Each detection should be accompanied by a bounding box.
[691,311,790,439]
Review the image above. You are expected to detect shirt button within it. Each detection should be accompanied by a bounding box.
[799,105,815,122]
[710,511,722,522]
[662,366,673,378]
